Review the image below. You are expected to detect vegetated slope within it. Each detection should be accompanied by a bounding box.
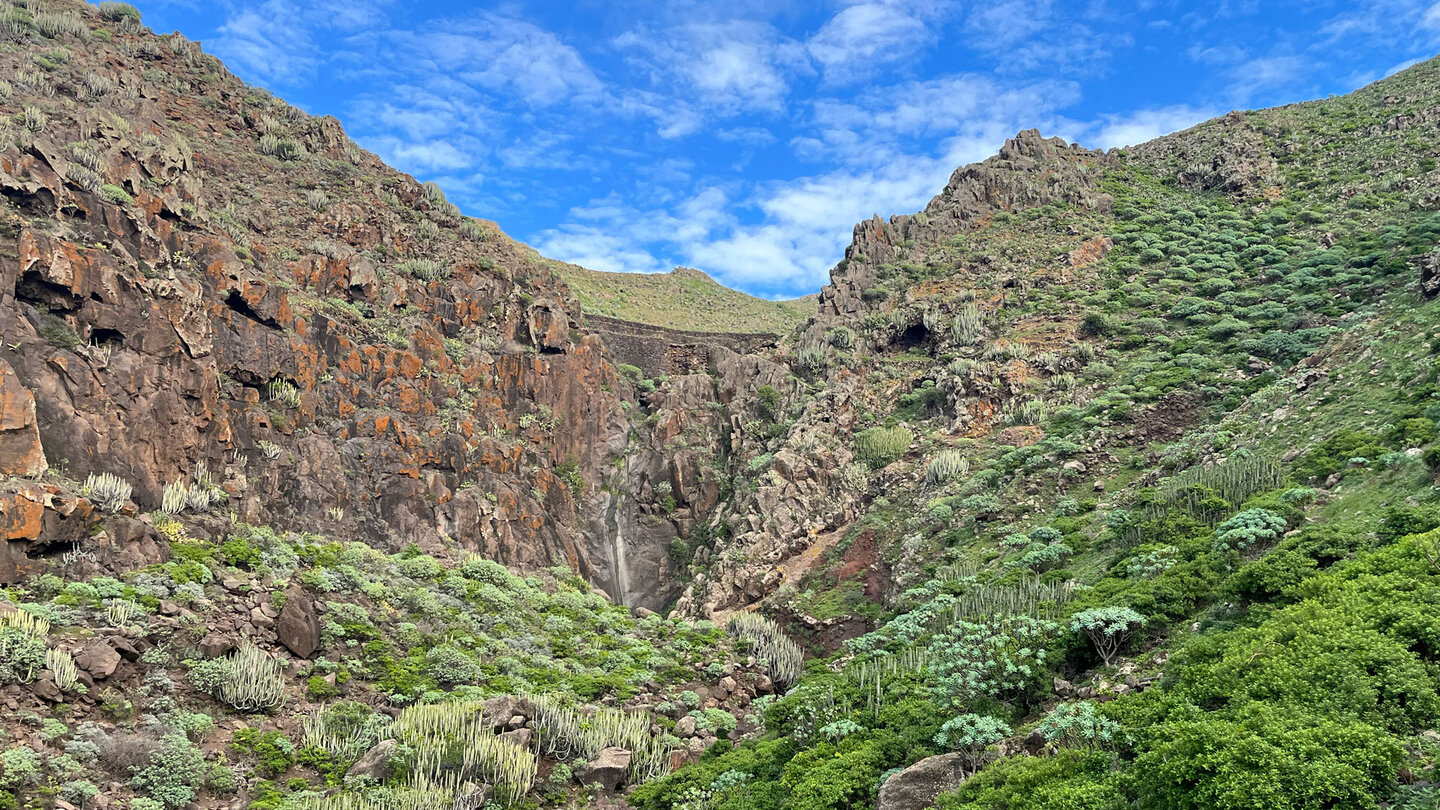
[0,1,780,809]
[7,1,1440,809]
[635,58,1440,809]
[554,264,814,334]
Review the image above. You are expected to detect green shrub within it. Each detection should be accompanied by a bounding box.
[129,733,207,809]
[98,2,142,24]
[0,624,46,684]
[99,184,132,205]
[925,450,969,485]
[232,729,295,776]
[1068,606,1145,667]
[1213,508,1287,553]
[855,426,913,468]
[1294,430,1388,481]
[927,616,1055,707]
[934,748,1121,809]
[258,133,306,161]
[188,646,284,711]
[1132,708,1401,810]
[0,746,40,789]
[1015,543,1071,572]
[396,258,450,281]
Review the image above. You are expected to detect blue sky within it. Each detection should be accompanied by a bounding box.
[133,1,1440,299]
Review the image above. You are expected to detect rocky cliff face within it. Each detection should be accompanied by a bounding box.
[0,1,717,610]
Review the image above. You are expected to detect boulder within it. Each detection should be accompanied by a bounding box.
[74,640,121,679]
[499,728,532,748]
[877,753,967,810]
[480,695,533,728]
[1023,728,1047,755]
[453,785,493,809]
[675,715,697,737]
[197,634,236,659]
[581,747,631,792]
[33,672,62,702]
[108,636,140,662]
[346,739,398,781]
[276,586,320,659]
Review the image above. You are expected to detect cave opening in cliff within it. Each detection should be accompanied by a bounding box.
[895,322,930,349]
[17,269,81,313]
[89,327,124,348]
[225,289,280,328]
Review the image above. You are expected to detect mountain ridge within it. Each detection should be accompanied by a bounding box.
[2,3,1440,809]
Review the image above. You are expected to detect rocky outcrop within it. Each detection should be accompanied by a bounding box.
[585,316,779,379]
[821,130,1115,317]
[876,753,968,810]
[1128,110,1279,196]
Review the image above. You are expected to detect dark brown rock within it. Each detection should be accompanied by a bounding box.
[198,634,236,659]
[276,586,320,659]
[74,640,121,679]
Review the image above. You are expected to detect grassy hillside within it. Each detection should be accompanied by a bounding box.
[555,265,815,334]
[630,57,1440,810]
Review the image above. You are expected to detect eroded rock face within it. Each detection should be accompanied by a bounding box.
[0,358,46,477]
[0,53,720,610]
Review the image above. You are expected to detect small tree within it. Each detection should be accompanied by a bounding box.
[934,714,1010,776]
[1069,607,1145,667]
[1034,701,1123,750]
[1212,508,1287,553]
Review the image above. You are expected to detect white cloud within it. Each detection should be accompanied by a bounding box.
[361,136,475,172]
[1087,104,1219,149]
[1424,1,1440,29]
[534,227,674,275]
[210,0,397,87]
[213,0,323,85]
[807,3,932,82]
[541,138,1060,292]
[615,21,806,116]
[964,0,1054,49]
[394,17,603,108]
[1223,54,1309,104]
[804,75,1080,167]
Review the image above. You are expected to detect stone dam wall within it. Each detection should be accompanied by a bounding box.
[585,316,781,378]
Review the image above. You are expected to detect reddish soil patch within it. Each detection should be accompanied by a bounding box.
[835,528,889,603]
